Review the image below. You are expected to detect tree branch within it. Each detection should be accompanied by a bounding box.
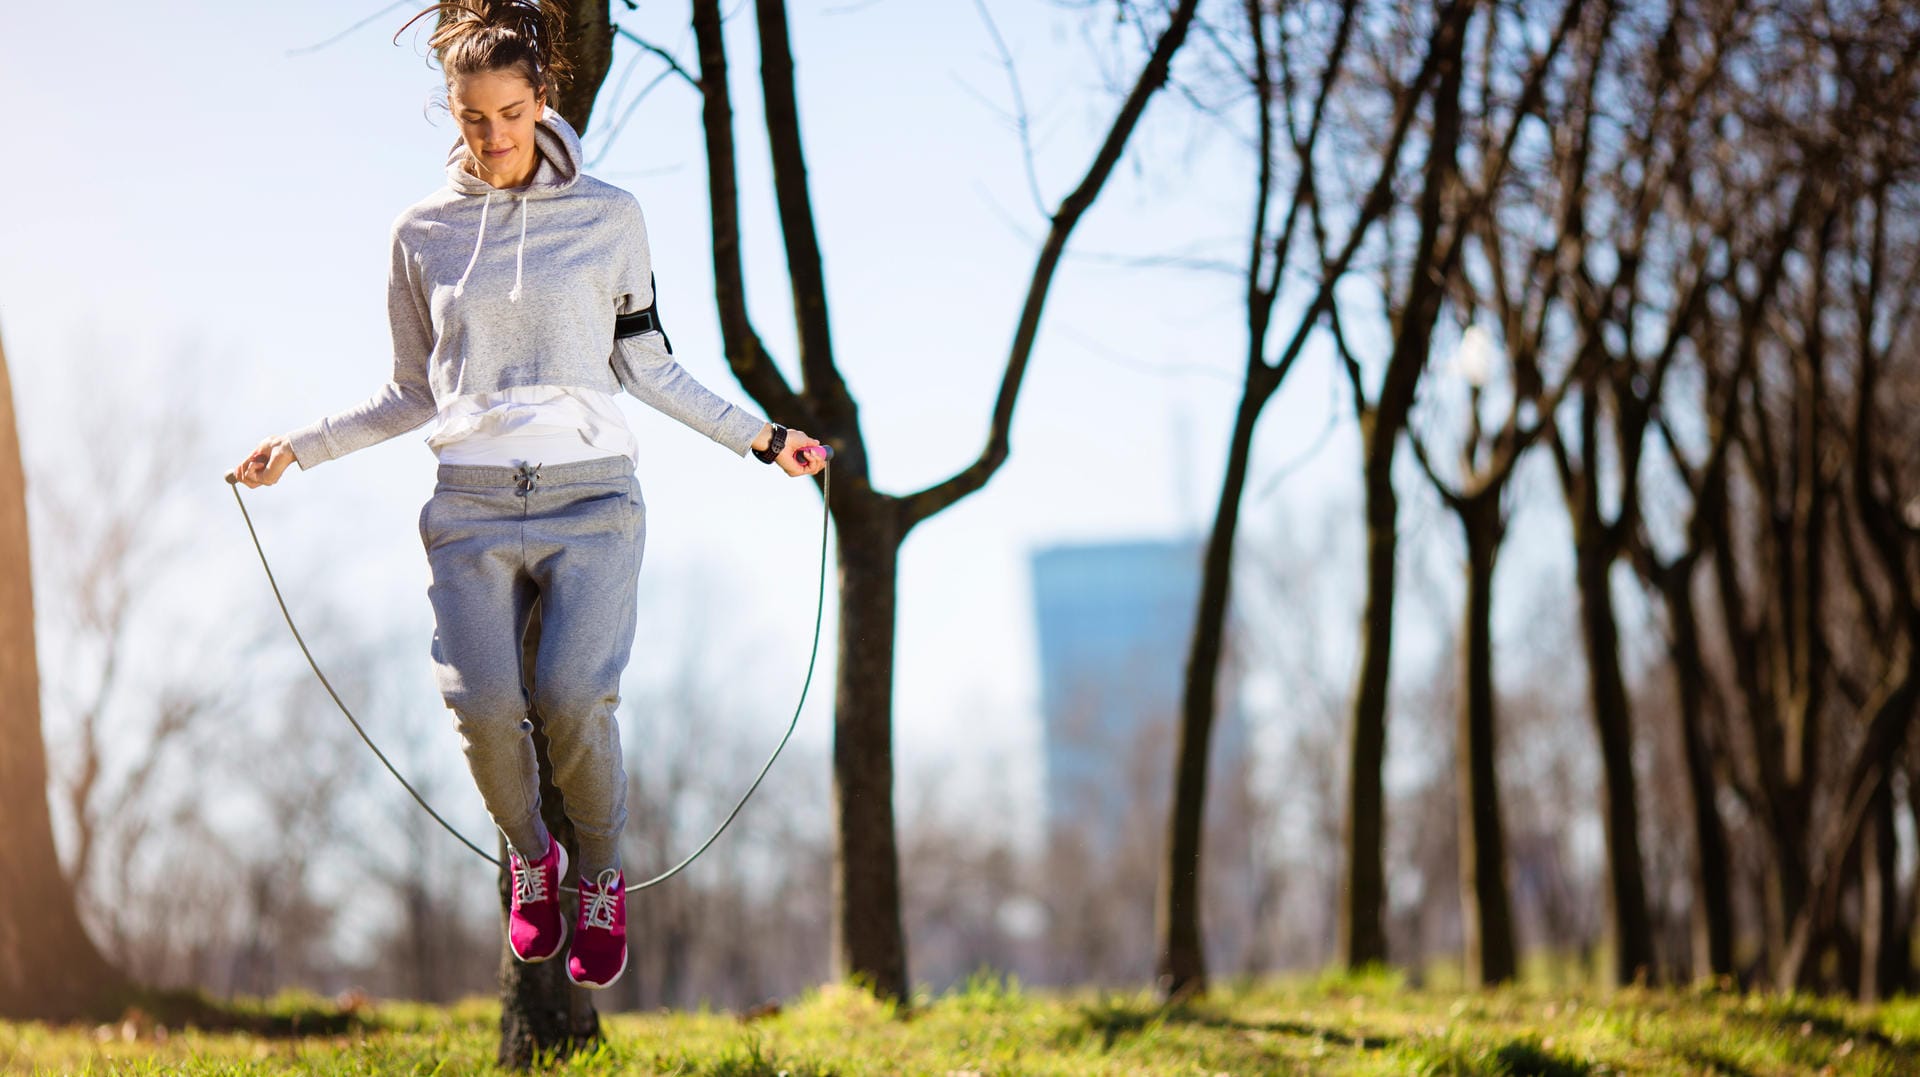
[616,26,702,91]
[754,0,853,415]
[897,0,1204,530]
[690,0,817,434]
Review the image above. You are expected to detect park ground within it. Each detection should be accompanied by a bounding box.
[4,966,1920,1075]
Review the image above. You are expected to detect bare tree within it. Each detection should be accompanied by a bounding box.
[682,0,1201,1001]
[1333,0,1480,971]
[26,360,224,932]
[0,325,128,1020]
[1766,46,1920,991]
[1399,0,1613,985]
[477,2,625,1064]
[1157,0,1371,1001]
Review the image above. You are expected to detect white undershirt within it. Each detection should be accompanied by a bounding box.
[424,385,639,468]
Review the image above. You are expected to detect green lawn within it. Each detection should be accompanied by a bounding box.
[5,969,1919,1075]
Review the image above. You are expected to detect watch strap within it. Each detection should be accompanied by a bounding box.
[753,424,787,464]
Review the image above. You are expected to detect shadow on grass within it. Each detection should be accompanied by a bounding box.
[665,1031,839,1077]
[1075,999,1398,1053]
[1489,1039,1591,1076]
[1677,1047,1757,1077]
[1727,1004,1909,1059]
[1076,1001,1615,1076]
[1074,999,1157,1051]
[84,984,375,1039]
[1412,1037,1598,1076]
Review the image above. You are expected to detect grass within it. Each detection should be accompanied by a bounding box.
[6,969,1920,1074]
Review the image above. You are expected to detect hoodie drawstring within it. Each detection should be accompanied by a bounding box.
[452,189,532,303]
[452,188,493,298]
[508,195,529,303]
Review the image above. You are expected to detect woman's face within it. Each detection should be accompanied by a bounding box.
[449,70,545,187]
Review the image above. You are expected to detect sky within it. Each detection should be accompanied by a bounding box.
[1,1,1582,863]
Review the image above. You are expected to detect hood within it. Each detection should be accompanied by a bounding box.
[443,105,585,303]
[444,103,584,198]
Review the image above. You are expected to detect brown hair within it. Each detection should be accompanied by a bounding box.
[394,1,573,105]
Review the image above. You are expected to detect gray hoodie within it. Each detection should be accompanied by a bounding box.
[287,105,766,469]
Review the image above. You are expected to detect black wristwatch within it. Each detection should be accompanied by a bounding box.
[752,424,787,464]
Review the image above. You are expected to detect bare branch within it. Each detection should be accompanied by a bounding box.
[690,0,816,434]
[898,0,1205,530]
[1324,298,1369,420]
[1054,324,1244,385]
[285,1,412,59]
[753,0,856,419]
[617,26,702,91]
[585,67,676,169]
[1407,423,1467,512]
[971,0,1050,219]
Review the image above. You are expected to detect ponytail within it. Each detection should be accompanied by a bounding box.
[394,0,573,103]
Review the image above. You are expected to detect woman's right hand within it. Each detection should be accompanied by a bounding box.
[233,434,298,488]
[777,429,829,477]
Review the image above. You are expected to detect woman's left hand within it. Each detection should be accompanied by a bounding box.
[777,429,828,477]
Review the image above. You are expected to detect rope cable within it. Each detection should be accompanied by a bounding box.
[225,454,831,895]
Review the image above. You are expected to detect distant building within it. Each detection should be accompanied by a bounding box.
[1029,538,1247,853]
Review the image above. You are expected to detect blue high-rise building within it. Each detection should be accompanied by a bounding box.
[1029,539,1246,851]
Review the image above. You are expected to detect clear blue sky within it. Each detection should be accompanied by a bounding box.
[6,2,1550,847]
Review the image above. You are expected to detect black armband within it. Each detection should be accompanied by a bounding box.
[614,272,673,354]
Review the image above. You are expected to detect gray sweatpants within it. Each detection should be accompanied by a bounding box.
[417,453,642,877]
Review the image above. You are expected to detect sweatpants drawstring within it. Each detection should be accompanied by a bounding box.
[513,462,543,497]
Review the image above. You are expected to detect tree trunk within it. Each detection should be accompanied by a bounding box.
[1459,494,1515,986]
[1572,522,1654,984]
[1860,780,1900,1002]
[1773,662,1920,991]
[1665,578,1733,981]
[1158,375,1273,1000]
[830,502,907,1000]
[496,595,601,1069]
[476,5,624,1043]
[0,330,128,1020]
[1763,808,1813,989]
[689,0,1199,1003]
[1340,438,1396,969]
[1905,767,1920,994]
[551,0,614,130]
[1340,0,1474,971]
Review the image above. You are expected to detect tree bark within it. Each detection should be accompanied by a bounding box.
[552,0,614,131]
[1459,493,1515,985]
[1340,0,1474,971]
[1666,577,1734,981]
[689,0,1200,1000]
[483,4,619,1048]
[1773,662,1920,990]
[0,328,128,1020]
[1158,376,1273,999]
[830,504,906,999]
[1341,434,1396,969]
[1859,781,1901,1003]
[1569,478,1654,984]
[496,596,601,1068]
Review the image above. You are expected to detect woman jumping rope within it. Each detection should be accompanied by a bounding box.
[230,0,825,990]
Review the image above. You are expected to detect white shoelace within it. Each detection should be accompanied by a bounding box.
[512,853,550,905]
[581,868,622,930]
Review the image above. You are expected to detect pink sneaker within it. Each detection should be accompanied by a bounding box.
[506,836,569,963]
[566,868,628,989]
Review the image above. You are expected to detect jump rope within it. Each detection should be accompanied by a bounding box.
[224,442,832,895]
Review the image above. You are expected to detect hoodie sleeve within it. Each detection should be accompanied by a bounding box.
[607,197,767,458]
[286,218,438,469]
